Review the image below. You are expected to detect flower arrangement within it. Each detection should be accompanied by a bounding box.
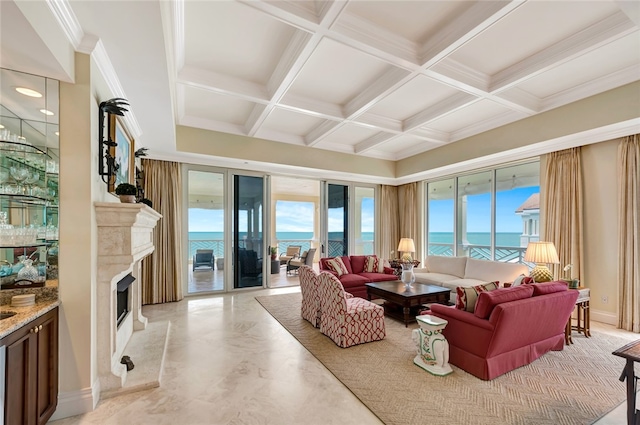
[563,264,573,279]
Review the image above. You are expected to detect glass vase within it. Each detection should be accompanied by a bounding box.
[401,263,415,289]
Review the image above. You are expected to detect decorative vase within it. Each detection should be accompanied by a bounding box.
[17,258,39,282]
[401,262,415,289]
[119,195,136,203]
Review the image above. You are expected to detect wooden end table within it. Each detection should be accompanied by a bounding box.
[366,281,450,327]
[612,339,640,425]
[565,287,590,345]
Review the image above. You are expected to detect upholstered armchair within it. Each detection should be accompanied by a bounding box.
[317,272,386,348]
[299,265,321,327]
[279,245,301,265]
[287,248,316,275]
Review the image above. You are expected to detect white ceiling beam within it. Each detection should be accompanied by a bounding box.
[342,67,412,117]
[354,132,396,154]
[404,92,478,132]
[490,11,637,92]
[305,120,344,146]
[355,113,403,134]
[495,88,542,114]
[245,1,350,137]
[279,93,344,121]
[409,127,450,144]
[419,0,527,68]
[178,66,269,104]
[180,115,248,137]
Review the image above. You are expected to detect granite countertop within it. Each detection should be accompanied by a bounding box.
[0,299,60,340]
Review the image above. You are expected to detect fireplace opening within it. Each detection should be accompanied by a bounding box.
[116,273,135,328]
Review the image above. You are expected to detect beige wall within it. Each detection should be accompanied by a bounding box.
[581,138,621,323]
[56,52,119,419]
[176,125,396,180]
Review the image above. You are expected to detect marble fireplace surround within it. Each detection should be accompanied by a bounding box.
[94,202,161,394]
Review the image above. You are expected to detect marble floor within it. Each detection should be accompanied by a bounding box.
[51,287,638,425]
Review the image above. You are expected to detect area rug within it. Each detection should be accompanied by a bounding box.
[256,292,630,425]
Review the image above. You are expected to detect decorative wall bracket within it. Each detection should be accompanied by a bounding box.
[98,98,129,185]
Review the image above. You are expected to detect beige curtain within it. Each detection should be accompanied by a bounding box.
[617,134,640,332]
[542,148,584,281]
[140,159,184,304]
[379,185,399,259]
[398,182,418,242]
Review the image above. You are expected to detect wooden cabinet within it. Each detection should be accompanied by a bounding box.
[2,307,58,425]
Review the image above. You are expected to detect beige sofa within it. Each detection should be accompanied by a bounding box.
[413,255,529,303]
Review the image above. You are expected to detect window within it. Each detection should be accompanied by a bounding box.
[425,161,540,263]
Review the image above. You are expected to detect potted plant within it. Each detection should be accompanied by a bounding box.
[270,246,278,260]
[115,183,137,203]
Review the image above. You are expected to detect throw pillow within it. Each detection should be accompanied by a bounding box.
[364,255,384,273]
[512,274,534,286]
[474,285,535,319]
[531,280,568,296]
[326,257,349,276]
[455,282,499,312]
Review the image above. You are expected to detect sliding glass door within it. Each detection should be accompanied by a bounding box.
[186,169,225,295]
[233,175,265,289]
[321,183,377,258]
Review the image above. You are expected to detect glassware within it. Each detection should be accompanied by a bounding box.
[17,257,39,282]
[0,211,14,245]
[401,262,415,290]
[0,169,9,193]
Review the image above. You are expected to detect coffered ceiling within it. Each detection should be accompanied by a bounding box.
[171,0,640,160]
[1,0,639,169]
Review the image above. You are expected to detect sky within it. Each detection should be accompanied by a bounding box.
[188,198,375,233]
[188,189,536,234]
[429,186,539,232]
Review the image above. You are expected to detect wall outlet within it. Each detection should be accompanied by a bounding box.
[601,295,608,304]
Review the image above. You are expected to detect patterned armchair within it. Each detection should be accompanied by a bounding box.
[299,266,321,327]
[318,272,386,348]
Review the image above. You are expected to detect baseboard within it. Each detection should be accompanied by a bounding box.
[49,380,100,421]
[591,309,617,326]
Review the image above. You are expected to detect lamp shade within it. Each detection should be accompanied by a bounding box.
[397,238,415,253]
[524,241,559,264]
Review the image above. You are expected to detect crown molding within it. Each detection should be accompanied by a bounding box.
[46,0,83,49]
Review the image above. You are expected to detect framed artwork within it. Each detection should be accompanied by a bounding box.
[108,115,135,193]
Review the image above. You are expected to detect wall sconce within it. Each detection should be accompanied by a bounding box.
[98,98,129,185]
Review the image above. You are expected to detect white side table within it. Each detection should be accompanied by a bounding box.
[412,314,453,376]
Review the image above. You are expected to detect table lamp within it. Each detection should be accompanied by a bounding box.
[524,241,559,282]
[397,238,415,262]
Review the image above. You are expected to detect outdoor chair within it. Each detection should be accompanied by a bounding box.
[279,245,301,265]
[287,248,316,276]
[192,249,214,271]
[318,272,386,348]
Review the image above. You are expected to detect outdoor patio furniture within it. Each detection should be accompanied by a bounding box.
[279,245,301,265]
[287,248,316,276]
[193,249,214,271]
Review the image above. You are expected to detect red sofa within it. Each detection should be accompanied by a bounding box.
[319,255,396,298]
[429,281,579,380]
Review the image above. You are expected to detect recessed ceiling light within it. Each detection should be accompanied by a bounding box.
[40,109,54,116]
[55,131,59,136]
[0,125,4,129]
[16,87,42,98]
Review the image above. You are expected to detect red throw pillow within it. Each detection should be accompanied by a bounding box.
[455,282,499,312]
[474,285,535,319]
[531,280,568,296]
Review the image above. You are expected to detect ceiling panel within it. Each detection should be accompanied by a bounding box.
[427,99,514,134]
[449,1,620,76]
[513,32,640,99]
[344,1,473,44]
[366,75,463,121]
[316,123,383,148]
[183,85,255,125]
[184,1,299,85]
[286,38,395,105]
[262,107,327,136]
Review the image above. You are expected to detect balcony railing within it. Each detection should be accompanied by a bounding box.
[428,243,529,264]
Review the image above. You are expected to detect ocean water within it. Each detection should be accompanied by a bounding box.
[188,231,374,241]
[429,232,522,247]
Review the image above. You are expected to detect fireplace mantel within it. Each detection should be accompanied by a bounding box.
[95,202,162,394]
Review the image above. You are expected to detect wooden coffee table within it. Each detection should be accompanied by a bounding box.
[366,281,451,327]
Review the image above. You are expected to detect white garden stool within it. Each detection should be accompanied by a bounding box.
[412,314,453,376]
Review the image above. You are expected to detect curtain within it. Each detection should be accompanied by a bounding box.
[398,182,418,242]
[617,134,640,332]
[379,185,399,260]
[542,148,584,281]
[140,159,184,304]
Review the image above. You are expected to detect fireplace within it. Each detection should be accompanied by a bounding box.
[95,202,161,394]
[116,273,135,328]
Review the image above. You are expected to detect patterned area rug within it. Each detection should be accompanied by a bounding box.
[256,292,630,425]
